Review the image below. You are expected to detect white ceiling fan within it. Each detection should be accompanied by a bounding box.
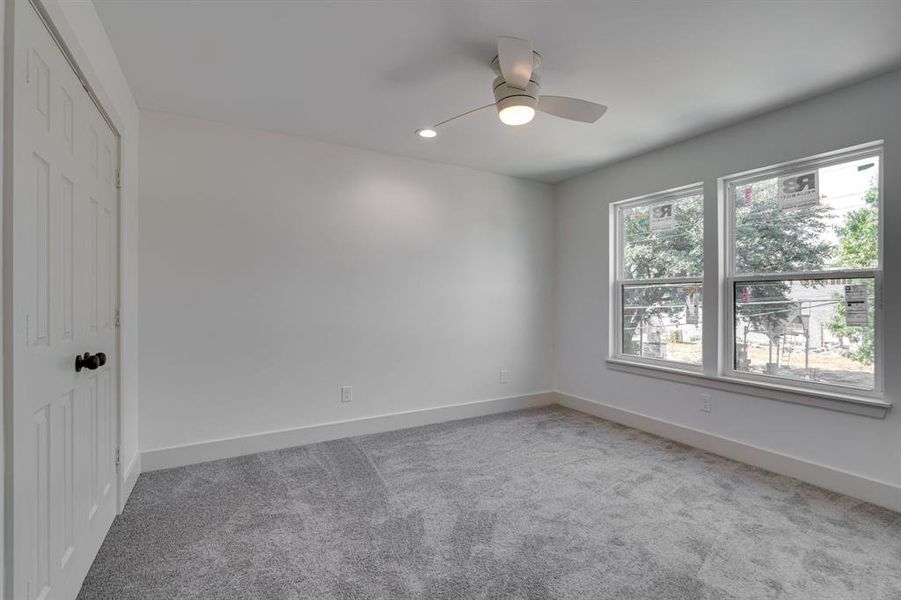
[417,36,608,138]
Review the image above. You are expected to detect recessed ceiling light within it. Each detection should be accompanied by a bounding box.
[416,128,437,138]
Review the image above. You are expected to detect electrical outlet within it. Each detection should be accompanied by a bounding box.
[700,393,712,413]
[341,386,352,403]
[499,369,509,384]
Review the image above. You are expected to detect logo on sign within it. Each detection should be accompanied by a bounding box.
[777,171,819,209]
[649,203,675,233]
[781,174,816,195]
[652,205,672,220]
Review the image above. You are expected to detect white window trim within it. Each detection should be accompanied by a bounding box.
[610,183,704,371]
[607,141,890,418]
[720,142,884,399]
[605,358,890,418]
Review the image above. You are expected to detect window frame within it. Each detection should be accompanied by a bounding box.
[607,142,890,416]
[720,143,884,398]
[611,183,705,371]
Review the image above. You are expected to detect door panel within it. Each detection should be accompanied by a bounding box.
[11,1,120,598]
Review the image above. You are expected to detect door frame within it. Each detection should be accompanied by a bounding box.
[3,0,127,594]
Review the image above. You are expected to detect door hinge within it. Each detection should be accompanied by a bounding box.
[115,309,121,328]
[115,170,122,189]
[115,446,121,468]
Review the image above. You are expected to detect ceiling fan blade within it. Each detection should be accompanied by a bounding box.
[538,96,608,123]
[497,36,533,90]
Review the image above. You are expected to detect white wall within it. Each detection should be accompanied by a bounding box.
[41,0,141,495]
[138,111,555,453]
[556,68,901,488]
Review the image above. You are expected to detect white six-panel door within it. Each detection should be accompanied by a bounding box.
[10,1,120,598]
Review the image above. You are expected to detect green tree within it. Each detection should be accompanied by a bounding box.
[826,184,878,364]
[733,179,832,275]
[621,195,703,356]
[732,179,831,367]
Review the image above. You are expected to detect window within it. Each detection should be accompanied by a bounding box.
[613,186,704,366]
[610,142,884,406]
[725,146,881,393]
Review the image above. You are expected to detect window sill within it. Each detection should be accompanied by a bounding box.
[605,358,891,418]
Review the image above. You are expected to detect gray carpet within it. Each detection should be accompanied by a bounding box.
[78,405,901,599]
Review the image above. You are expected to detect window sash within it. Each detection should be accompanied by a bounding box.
[723,270,882,395]
[615,185,704,282]
[613,278,704,370]
[724,145,883,277]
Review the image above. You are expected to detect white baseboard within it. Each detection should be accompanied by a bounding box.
[555,392,901,513]
[119,452,141,512]
[141,391,557,472]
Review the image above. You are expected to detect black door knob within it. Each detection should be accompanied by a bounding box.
[75,352,103,372]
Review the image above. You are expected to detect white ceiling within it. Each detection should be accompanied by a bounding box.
[93,0,901,183]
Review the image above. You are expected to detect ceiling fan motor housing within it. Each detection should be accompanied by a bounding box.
[493,76,540,113]
[491,51,542,113]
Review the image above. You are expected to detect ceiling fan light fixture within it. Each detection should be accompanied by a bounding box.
[494,76,539,126]
[417,36,607,134]
[498,104,535,126]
